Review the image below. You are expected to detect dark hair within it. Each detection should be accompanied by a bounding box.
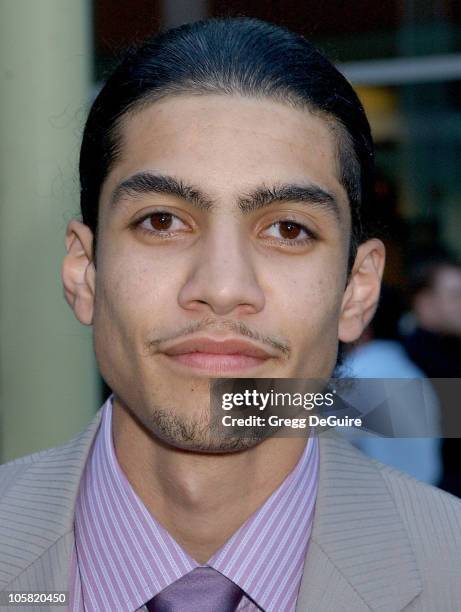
[369,285,405,340]
[409,253,461,301]
[80,16,375,267]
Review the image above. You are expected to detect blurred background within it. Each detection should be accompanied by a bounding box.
[1,1,460,491]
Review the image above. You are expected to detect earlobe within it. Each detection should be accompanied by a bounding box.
[338,239,385,343]
[62,220,95,325]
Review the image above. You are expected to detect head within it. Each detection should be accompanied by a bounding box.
[410,256,461,336]
[62,17,385,451]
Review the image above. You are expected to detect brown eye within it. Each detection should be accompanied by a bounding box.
[149,212,173,231]
[262,219,315,246]
[136,211,189,236]
[279,221,302,239]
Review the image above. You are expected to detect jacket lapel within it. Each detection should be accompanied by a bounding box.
[0,411,103,600]
[296,430,422,611]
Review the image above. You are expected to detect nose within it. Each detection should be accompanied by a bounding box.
[177,230,265,317]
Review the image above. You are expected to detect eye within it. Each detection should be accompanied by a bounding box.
[262,220,316,244]
[136,211,189,235]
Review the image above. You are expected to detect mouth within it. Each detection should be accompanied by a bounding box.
[161,337,276,375]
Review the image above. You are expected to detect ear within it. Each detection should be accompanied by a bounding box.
[62,220,95,325]
[338,239,386,343]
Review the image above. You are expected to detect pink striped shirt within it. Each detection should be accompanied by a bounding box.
[69,397,319,611]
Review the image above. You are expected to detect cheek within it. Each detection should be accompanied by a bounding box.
[92,246,185,403]
[289,276,342,335]
[268,249,345,323]
[93,245,179,354]
[267,255,345,372]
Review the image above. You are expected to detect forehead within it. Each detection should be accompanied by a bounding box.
[101,94,349,220]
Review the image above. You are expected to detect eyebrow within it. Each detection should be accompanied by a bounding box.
[110,171,341,221]
[237,183,340,220]
[110,173,214,211]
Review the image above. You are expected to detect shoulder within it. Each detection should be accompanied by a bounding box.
[372,458,461,606]
[0,410,103,501]
[0,446,58,497]
[309,433,461,611]
[342,434,461,549]
[377,460,461,548]
[0,413,103,591]
[297,433,461,610]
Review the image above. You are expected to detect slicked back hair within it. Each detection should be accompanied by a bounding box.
[80,17,375,270]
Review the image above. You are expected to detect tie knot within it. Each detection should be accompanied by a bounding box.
[147,566,244,612]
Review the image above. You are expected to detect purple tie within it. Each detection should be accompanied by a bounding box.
[146,567,244,612]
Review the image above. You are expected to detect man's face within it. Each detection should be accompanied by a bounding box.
[68,94,381,450]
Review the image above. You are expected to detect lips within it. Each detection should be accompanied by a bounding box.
[164,338,273,359]
[161,337,275,374]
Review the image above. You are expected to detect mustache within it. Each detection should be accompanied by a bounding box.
[145,317,291,357]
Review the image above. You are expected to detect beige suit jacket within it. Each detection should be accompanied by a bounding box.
[1,411,461,611]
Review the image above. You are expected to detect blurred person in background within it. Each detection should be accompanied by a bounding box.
[403,255,461,376]
[402,255,461,497]
[344,285,441,485]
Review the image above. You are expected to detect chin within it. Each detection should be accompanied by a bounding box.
[144,403,270,454]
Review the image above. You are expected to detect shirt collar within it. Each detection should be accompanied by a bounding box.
[74,397,319,611]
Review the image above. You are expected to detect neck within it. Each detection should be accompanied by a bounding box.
[112,398,307,564]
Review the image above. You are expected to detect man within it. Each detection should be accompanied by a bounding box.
[402,256,461,497]
[1,17,460,612]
